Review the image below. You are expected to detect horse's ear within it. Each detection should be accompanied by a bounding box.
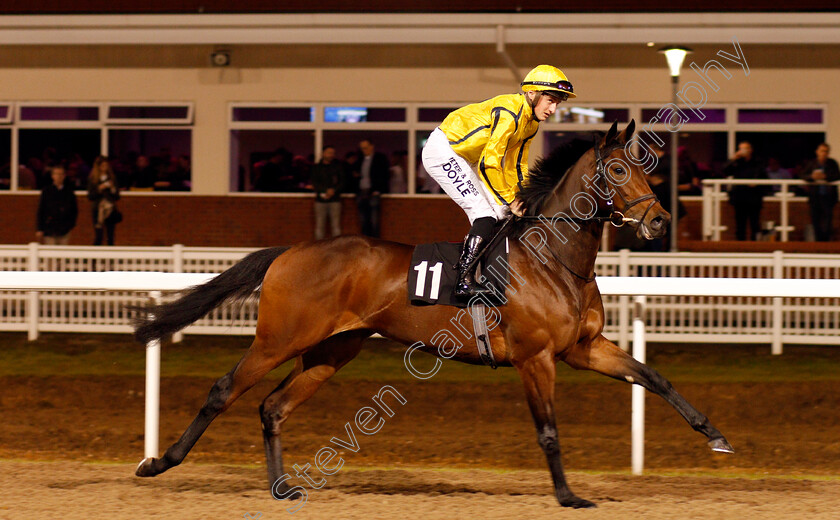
[620,119,636,143]
[603,120,619,146]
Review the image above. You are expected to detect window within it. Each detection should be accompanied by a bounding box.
[738,109,823,124]
[642,107,725,124]
[20,105,99,121]
[735,132,826,172]
[0,129,10,191]
[232,107,313,123]
[324,106,405,123]
[0,105,11,124]
[109,129,192,191]
[106,104,192,125]
[230,130,315,192]
[642,132,729,194]
[322,130,409,194]
[418,107,457,123]
[7,102,194,192]
[547,107,629,124]
[18,129,101,190]
[104,104,193,190]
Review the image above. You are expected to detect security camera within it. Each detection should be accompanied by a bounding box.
[210,50,230,67]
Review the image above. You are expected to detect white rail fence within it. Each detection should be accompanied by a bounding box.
[3,271,839,475]
[3,244,840,354]
[701,178,840,241]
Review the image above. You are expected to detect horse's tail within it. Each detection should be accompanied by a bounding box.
[131,246,289,344]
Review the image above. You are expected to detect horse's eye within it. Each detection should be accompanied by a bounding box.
[613,167,625,175]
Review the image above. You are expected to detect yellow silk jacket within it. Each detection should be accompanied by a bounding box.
[439,93,540,205]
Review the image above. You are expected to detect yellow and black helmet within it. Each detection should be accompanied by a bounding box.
[521,65,576,99]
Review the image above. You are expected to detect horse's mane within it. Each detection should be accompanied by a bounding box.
[516,132,603,218]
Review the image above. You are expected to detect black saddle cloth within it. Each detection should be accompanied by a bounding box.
[407,236,510,308]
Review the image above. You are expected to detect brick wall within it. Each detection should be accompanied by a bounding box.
[6,194,470,247]
[5,193,838,249]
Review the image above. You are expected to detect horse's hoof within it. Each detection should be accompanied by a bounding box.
[709,437,735,454]
[559,495,597,509]
[135,457,158,477]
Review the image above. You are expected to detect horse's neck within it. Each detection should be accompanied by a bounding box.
[540,165,604,280]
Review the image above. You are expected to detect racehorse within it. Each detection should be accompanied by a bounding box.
[132,120,733,509]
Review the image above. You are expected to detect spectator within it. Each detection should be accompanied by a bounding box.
[172,155,191,191]
[113,153,134,189]
[255,148,294,192]
[36,165,78,245]
[132,155,156,189]
[724,141,766,241]
[389,150,408,194]
[66,153,90,189]
[0,160,9,190]
[416,157,441,194]
[87,156,121,246]
[18,163,37,190]
[353,138,389,238]
[343,151,359,193]
[310,145,345,240]
[645,169,686,251]
[292,155,312,191]
[677,146,701,195]
[765,157,794,194]
[800,143,840,242]
[25,158,45,189]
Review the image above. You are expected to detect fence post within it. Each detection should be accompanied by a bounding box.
[27,242,39,341]
[771,250,784,355]
[617,249,631,352]
[172,244,184,344]
[776,185,795,242]
[702,181,712,240]
[145,290,162,459]
[715,182,726,240]
[631,295,647,475]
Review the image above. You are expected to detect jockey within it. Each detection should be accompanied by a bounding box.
[421,64,575,297]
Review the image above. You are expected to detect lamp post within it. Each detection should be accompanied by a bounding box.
[659,46,691,252]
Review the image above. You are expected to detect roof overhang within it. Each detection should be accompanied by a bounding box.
[0,12,839,45]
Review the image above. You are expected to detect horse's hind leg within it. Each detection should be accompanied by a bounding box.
[516,350,596,509]
[260,330,368,498]
[564,334,734,453]
[135,335,291,478]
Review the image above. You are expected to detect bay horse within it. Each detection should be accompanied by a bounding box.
[132,120,733,509]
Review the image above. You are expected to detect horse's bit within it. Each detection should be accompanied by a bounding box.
[593,145,659,228]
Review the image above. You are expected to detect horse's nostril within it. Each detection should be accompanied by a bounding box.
[650,216,664,230]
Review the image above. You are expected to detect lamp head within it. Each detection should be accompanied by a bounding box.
[658,46,692,77]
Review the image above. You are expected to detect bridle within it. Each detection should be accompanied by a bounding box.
[518,143,659,227]
[592,144,659,229]
[514,142,660,282]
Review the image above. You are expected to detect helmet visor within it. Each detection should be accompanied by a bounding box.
[521,80,574,95]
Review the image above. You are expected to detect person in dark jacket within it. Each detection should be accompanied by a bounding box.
[353,138,390,238]
[724,141,766,241]
[310,145,345,240]
[36,165,78,245]
[800,143,840,241]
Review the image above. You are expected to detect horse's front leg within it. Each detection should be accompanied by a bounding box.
[515,350,596,509]
[564,334,734,454]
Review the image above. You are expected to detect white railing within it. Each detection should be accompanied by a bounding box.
[702,178,840,241]
[3,244,840,354]
[3,270,839,475]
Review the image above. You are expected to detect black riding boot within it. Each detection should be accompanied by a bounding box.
[454,234,491,298]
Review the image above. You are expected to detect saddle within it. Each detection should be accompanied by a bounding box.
[406,223,514,369]
[407,235,511,308]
